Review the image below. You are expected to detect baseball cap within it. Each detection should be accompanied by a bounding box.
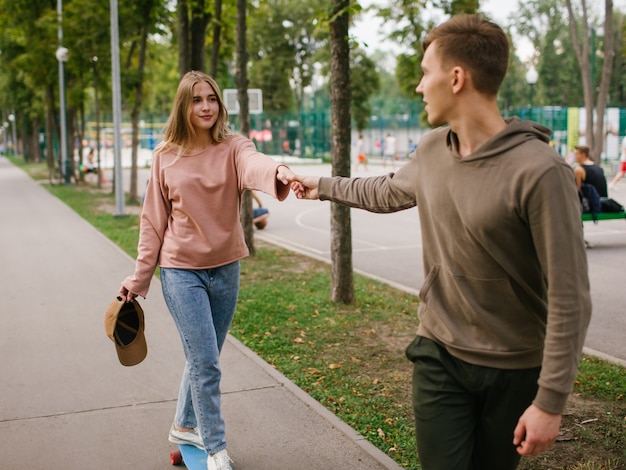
[104,296,147,366]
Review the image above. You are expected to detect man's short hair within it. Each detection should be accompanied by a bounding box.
[423,14,510,97]
[575,145,590,157]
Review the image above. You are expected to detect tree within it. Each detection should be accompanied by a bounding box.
[0,0,63,166]
[351,48,380,132]
[566,0,615,161]
[328,0,353,304]
[378,0,480,122]
[177,0,211,75]
[247,1,298,112]
[119,0,168,203]
[512,0,584,108]
[236,0,254,254]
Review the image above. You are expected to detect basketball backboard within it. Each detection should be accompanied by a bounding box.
[223,89,263,115]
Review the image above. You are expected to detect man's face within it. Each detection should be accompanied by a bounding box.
[575,150,585,163]
[415,42,454,127]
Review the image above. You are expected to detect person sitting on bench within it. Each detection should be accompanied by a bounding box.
[573,145,607,197]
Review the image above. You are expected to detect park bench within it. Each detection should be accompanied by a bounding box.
[581,208,626,248]
[582,211,626,223]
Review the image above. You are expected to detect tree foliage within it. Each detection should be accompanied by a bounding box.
[351,48,380,132]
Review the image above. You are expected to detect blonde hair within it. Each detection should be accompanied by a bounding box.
[155,71,232,161]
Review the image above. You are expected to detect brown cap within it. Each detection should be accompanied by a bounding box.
[104,296,147,366]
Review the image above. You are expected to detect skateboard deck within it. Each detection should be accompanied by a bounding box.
[170,444,208,469]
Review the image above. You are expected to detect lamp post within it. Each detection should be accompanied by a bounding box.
[110,0,125,216]
[8,113,17,156]
[57,0,70,184]
[525,66,538,120]
[92,56,102,188]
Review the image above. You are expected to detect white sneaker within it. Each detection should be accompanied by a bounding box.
[207,449,233,470]
[168,424,204,450]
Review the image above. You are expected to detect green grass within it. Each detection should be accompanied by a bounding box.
[13,157,626,469]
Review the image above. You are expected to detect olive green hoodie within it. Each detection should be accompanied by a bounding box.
[318,117,591,414]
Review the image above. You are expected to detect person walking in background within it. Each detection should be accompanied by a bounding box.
[383,132,397,168]
[119,71,294,470]
[609,136,626,190]
[355,134,368,171]
[290,14,591,470]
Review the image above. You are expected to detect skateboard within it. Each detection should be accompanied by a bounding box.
[170,443,208,469]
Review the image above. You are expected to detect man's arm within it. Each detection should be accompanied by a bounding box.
[574,165,585,189]
[291,175,321,200]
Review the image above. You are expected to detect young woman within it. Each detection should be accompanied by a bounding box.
[119,71,294,470]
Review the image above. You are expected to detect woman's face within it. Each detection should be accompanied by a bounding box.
[190,80,220,134]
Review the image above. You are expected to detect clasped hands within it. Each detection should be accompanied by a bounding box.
[276,165,319,200]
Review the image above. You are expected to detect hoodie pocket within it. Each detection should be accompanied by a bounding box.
[419,265,543,354]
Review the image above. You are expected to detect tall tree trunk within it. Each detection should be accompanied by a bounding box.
[566,0,615,161]
[329,0,353,304]
[190,0,210,72]
[593,0,615,161]
[178,0,190,76]
[210,0,223,77]
[236,0,254,254]
[45,85,56,169]
[129,3,153,203]
[27,120,42,163]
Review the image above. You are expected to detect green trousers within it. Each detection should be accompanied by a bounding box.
[406,336,541,470]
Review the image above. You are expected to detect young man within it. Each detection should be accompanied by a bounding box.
[574,145,608,197]
[290,14,591,470]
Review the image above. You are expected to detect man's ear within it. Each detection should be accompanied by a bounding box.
[451,66,467,94]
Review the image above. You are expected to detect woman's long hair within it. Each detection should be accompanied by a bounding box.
[155,71,232,161]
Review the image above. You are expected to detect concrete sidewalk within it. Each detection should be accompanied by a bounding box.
[0,156,402,470]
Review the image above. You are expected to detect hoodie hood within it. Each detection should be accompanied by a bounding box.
[447,116,552,161]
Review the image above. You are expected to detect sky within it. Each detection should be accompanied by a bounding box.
[352,0,626,62]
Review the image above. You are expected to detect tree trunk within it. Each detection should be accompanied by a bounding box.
[593,0,615,161]
[190,0,211,72]
[25,119,41,163]
[210,0,223,77]
[178,0,190,76]
[45,85,56,170]
[129,4,153,204]
[329,0,353,304]
[566,0,615,161]
[236,0,254,254]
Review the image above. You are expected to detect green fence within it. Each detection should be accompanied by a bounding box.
[78,106,626,162]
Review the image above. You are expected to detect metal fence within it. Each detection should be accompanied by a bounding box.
[77,106,626,165]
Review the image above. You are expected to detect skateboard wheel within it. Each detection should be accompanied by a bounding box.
[170,449,183,465]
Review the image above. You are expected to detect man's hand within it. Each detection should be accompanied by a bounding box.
[290,175,321,200]
[513,404,561,456]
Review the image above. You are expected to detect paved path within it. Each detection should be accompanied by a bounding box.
[0,156,401,469]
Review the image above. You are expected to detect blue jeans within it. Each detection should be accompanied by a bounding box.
[161,262,240,454]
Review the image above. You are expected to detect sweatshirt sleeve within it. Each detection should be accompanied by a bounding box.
[527,163,592,414]
[234,137,290,201]
[318,160,418,212]
[121,155,170,298]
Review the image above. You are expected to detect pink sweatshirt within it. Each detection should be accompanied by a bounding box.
[123,135,289,297]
